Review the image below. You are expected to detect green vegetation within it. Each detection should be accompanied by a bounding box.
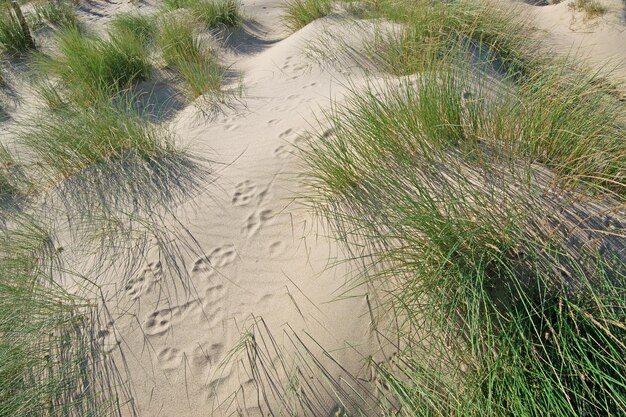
[157,15,223,98]
[0,144,19,203]
[282,0,331,32]
[161,0,241,28]
[570,0,609,18]
[110,12,157,46]
[0,218,117,417]
[36,27,151,105]
[300,65,625,416]
[0,4,35,55]
[19,99,175,180]
[33,0,78,29]
[297,0,626,416]
[189,0,241,27]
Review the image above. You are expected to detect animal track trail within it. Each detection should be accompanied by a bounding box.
[97,321,120,353]
[232,180,257,206]
[232,180,273,207]
[143,300,200,337]
[242,209,275,237]
[157,347,183,370]
[191,244,237,281]
[190,342,224,373]
[124,261,163,300]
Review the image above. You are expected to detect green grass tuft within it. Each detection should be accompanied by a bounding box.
[157,15,223,99]
[109,12,157,46]
[0,5,35,55]
[33,0,78,29]
[162,0,242,27]
[36,27,151,105]
[282,0,331,32]
[19,99,175,180]
[570,0,609,18]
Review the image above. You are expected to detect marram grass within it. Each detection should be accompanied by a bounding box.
[36,27,151,105]
[157,14,223,99]
[282,0,331,32]
[0,218,121,417]
[298,48,625,416]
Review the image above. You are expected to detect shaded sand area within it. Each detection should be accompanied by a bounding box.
[73,4,387,417]
[0,0,624,416]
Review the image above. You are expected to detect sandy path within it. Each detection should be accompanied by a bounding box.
[92,5,385,416]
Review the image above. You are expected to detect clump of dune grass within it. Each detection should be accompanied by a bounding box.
[157,15,223,99]
[33,0,78,29]
[109,12,157,46]
[19,98,174,180]
[18,96,207,215]
[282,0,331,32]
[570,0,608,18]
[0,144,21,205]
[298,46,625,415]
[0,217,123,417]
[0,5,36,55]
[161,0,241,26]
[36,27,151,105]
[360,0,540,78]
[189,0,241,27]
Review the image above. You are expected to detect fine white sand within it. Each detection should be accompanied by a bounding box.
[86,1,626,416]
[2,0,623,416]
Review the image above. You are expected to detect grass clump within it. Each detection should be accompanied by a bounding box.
[161,0,241,28]
[157,15,222,99]
[189,0,241,27]
[36,27,151,105]
[109,12,157,46]
[282,0,331,32]
[299,50,625,415]
[570,0,609,18]
[0,219,119,417]
[33,0,78,29]
[362,0,539,78]
[0,5,35,55]
[19,99,175,180]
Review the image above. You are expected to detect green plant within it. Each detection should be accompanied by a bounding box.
[298,50,626,415]
[364,0,538,78]
[282,0,331,32]
[19,99,175,180]
[569,0,608,18]
[157,15,223,98]
[0,217,121,417]
[109,12,156,46]
[33,0,77,29]
[0,5,35,55]
[189,0,241,27]
[36,27,151,104]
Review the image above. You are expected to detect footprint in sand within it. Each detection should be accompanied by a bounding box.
[190,342,224,373]
[232,180,257,206]
[273,144,291,159]
[192,244,237,278]
[267,119,280,126]
[97,321,120,353]
[268,241,286,258]
[158,347,184,370]
[278,128,293,139]
[143,300,200,337]
[242,209,274,237]
[124,261,162,300]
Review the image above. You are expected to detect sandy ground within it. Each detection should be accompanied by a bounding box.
[64,0,626,415]
[82,3,388,416]
[1,0,624,416]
